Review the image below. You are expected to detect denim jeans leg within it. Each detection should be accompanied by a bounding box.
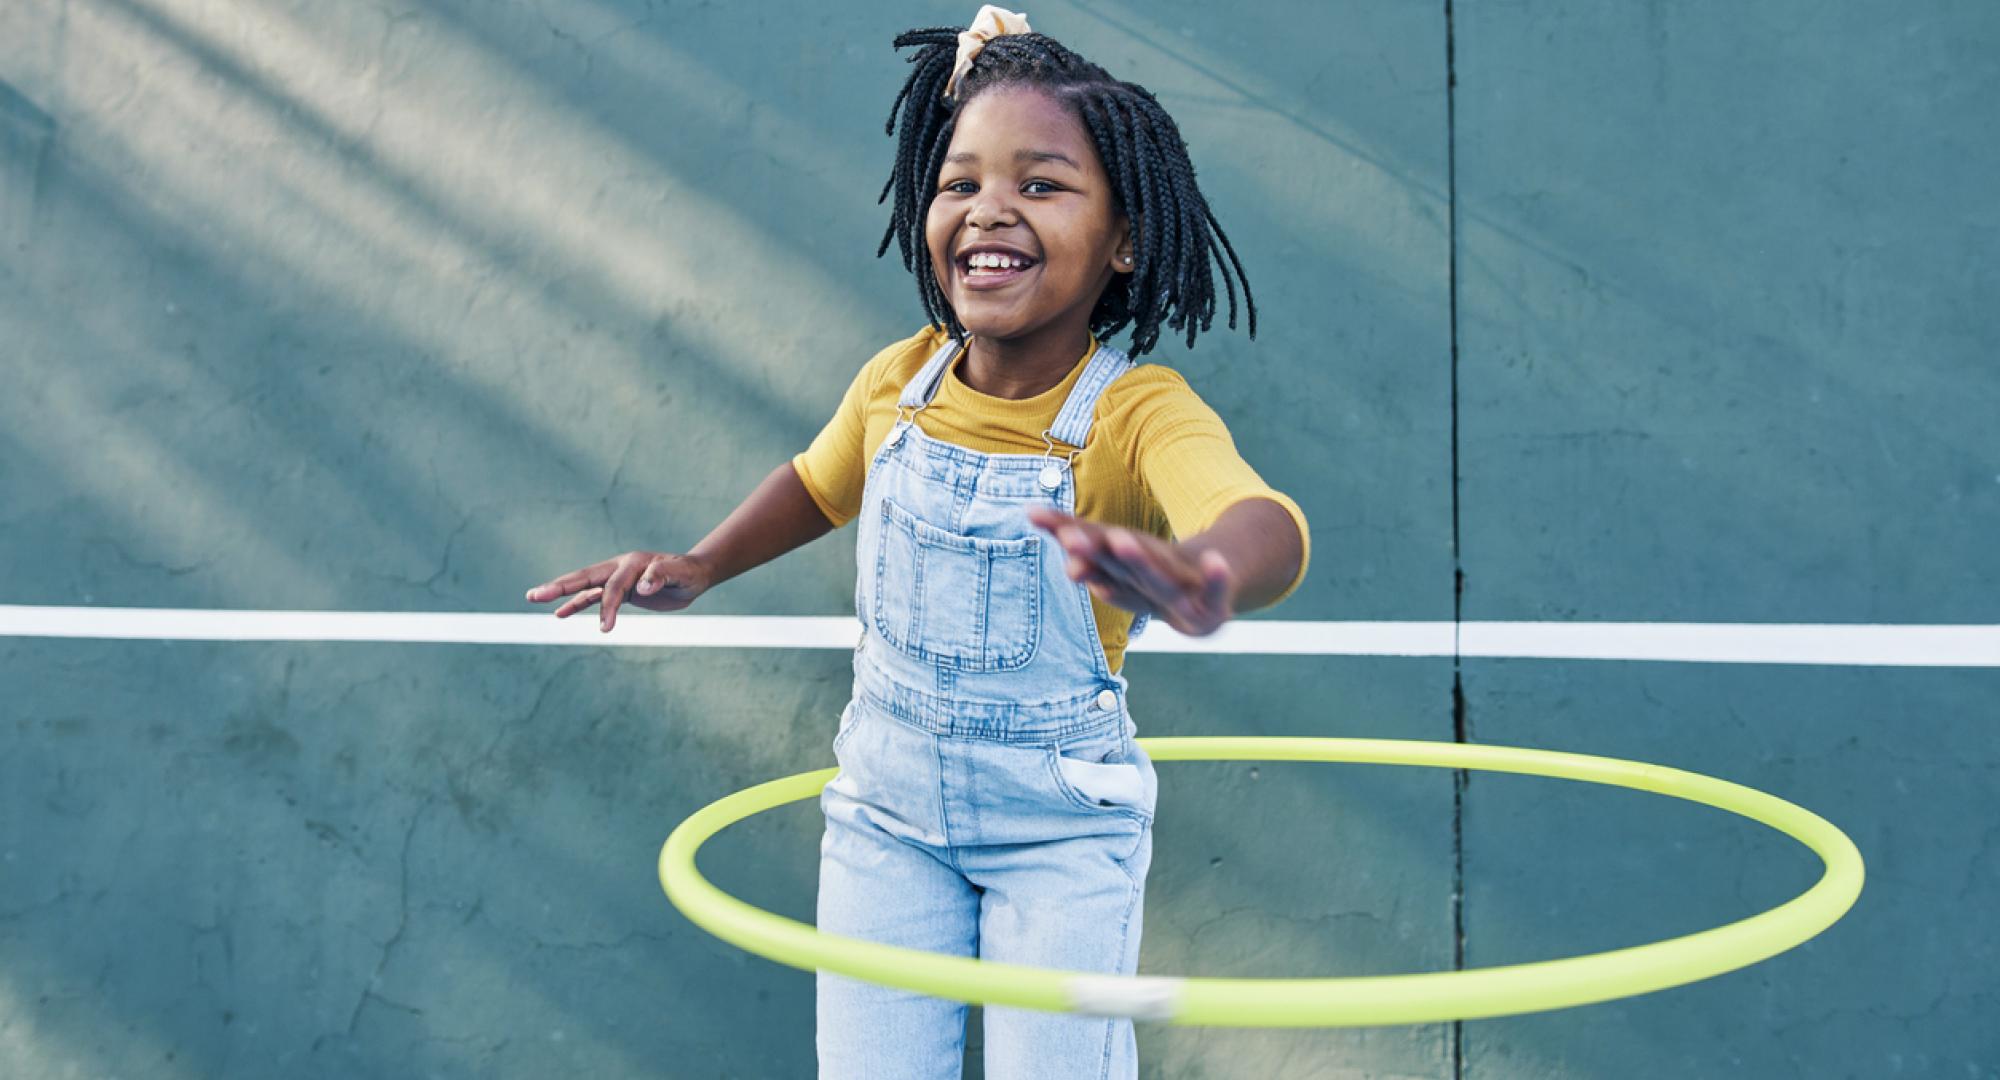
[817,788,980,1079]
[975,824,1153,1080]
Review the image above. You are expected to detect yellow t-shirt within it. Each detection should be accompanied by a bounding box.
[792,324,1310,674]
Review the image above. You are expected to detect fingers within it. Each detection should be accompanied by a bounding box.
[525,556,634,628]
[1032,513,1244,633]
[1045,519,1140,593]
[1052,529,1148,612]
[1095,528,1202,609]
[1025,507,1072,533]
[1078,534,1159,603]
[1084,529,1235,635]
[526,558,616,605]
[1085,577,1154,617]
[599,555,645,632]
[525,570,587,604]
[1036,515,1214,629]
[554,586,604,619]
[634,554,683,597]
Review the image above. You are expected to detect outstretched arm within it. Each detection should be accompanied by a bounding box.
[526,460,837,632]
[688,461,839,589]
[1026,496,1305,637]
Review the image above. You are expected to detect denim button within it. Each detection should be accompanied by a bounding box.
[1095,689,1118,711]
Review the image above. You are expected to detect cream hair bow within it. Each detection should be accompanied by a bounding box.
[945,5,1032,102]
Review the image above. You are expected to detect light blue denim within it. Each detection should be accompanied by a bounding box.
[817,332,1160,1080]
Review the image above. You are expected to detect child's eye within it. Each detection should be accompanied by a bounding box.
[939,180,1061,195]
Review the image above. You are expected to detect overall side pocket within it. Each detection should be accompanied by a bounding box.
[1049,722,1150,817]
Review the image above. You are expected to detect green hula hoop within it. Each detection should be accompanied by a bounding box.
[657,737,1863,1027]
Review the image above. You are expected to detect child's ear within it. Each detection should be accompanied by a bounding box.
[1114,213,1138,272]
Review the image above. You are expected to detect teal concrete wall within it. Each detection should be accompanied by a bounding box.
[1450,4,1998,1076]
[1,1,1991,1077]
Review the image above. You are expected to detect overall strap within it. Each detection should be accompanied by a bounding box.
[1046,339,1151,642]
[898,334,967,409]
[1047,339,1136,449]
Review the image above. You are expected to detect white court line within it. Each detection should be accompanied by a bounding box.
[1,605,1996,666]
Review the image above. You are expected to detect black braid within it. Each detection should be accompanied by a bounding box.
[878,26,1256,357]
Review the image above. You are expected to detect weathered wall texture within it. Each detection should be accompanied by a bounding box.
[2,1,1992,1076]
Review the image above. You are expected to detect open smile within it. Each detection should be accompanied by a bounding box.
[958,261,1039,291]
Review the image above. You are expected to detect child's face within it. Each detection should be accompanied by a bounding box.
[926,85,1132,343]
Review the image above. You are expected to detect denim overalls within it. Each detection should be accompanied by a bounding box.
[816,332,1160,1080]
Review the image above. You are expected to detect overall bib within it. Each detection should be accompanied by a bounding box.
[816,333,1161,1080]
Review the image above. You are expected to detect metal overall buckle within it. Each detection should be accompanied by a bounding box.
[1038,428,1083,491]
[890,401,928,447]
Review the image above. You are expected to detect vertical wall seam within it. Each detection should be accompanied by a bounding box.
[1445,1,1467,1078]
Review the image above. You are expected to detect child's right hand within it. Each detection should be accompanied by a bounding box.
[524,551,712,632]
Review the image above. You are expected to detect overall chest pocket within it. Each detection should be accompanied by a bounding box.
[872,496,1042,672]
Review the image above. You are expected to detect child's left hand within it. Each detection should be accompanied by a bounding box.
[1027,508,1236,637]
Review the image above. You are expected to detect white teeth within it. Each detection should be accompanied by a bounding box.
[966,252,1031,271]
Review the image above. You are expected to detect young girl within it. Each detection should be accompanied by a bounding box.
[526,7,1309,1076]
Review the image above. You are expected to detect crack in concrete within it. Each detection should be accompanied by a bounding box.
[447,654,587,830]
[340,795,434,1041]
[84,532,216,578]
[353,507,472,600]
[596,427,641,547]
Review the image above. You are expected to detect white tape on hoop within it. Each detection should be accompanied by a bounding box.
[1064,974,1188,1021]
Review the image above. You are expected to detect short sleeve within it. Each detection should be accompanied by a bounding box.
[1127,371,1311,607]
[791,357,879,529]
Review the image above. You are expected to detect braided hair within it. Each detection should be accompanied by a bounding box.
[876,26,1256,357]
